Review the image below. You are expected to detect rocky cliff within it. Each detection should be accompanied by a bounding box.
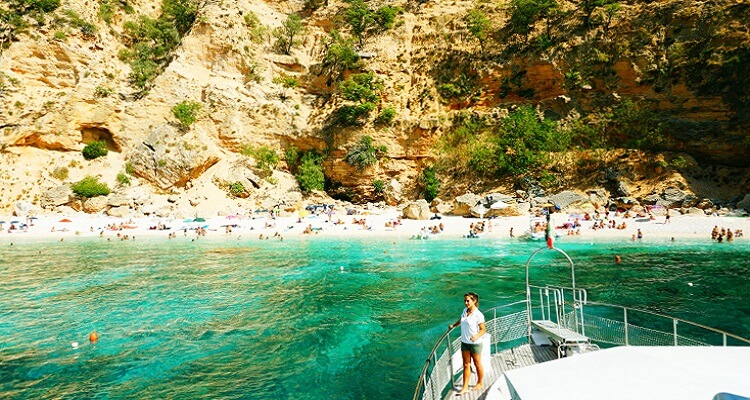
[1,0,749,215]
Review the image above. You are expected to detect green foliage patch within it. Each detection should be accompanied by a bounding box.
[118,0,197,91]
[71,176,110,198]
[320,30,363,86]
[242,145,280,171]
[422,167,439,202]
[82,141,109,160]
[171,100,201,127]
[273,13,303,55]
[116,172,131,186]
[296,151,325,192]
[345,136,386,170]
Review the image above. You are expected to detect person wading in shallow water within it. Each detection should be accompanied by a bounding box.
[448,292,486,395]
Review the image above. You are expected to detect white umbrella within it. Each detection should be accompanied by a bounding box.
[491,200,509,210]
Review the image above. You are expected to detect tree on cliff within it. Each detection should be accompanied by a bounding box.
[274,13,303,55]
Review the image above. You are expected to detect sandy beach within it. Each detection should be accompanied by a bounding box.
[1,209,747,243]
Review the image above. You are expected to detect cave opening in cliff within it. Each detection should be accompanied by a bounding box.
[80,126,120,152]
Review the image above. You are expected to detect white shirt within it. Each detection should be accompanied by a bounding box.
[460,307,485,344]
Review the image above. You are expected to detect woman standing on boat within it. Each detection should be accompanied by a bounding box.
[448,292,486,395]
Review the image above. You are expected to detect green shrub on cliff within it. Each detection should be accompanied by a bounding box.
[346,136,386,170]
[273,13,303,55]
[171,100,201,127]
[71,176,110,198]
[422,167,439,202]
[82,141,108,160]
[296,152,325,192]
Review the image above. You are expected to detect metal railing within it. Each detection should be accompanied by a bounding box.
[412,300,529,400]
[414,299,750,400]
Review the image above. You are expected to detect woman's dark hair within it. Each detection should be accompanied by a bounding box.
[464,292,479,305]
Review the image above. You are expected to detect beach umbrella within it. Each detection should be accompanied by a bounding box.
[490,200,509,210]
[59,218,72,223]
[298,209,309,218]
[11,220,20,224]
[193,217,206,222]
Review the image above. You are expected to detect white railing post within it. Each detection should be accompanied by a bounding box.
[673,319,678,346]
[624,308,629,346]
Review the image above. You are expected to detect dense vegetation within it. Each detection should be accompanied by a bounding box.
[118,0,198,93]
[82,141,109,160]
[71,176,111,198]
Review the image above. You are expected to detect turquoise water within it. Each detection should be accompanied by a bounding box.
[1,237,749,399]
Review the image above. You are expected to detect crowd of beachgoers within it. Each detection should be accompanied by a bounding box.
[1,205,748,245]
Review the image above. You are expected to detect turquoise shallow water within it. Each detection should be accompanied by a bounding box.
[1,237,749,399]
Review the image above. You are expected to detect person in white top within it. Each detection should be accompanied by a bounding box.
[448,292,486,395]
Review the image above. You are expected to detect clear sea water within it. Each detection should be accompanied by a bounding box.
[1,236,749,399]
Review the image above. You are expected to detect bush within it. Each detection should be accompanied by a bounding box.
[375,106,396,126]
[116,172,131,186]
[82,141,108,160]
[372,179,385,193]
[423,167,439,202]
[229,181,246,197]
[162,0,198,36]
[285,146,299,170]
[320,30,363,85]
[51,167,69,180]
[71,176,110,198]
[296,152,325,192]
[340,72,382,104]
[273,13,303,55]
[375,6,402,30]
[244,11,268,44]
[94,86,114,98]
[494,106,566,174]
[336,102,375,126]
[255,146,280,171]
[273,74,299,88]
[172,100,201,127]
[346,136,386,169]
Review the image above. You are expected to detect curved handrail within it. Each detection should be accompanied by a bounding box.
[582,300,750,345]
[411,299,529,400]
[414,246,750,400]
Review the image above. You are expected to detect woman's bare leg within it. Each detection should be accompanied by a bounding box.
[458,350,471,394]
[471,351,484,390]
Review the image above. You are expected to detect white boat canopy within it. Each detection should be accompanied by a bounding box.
[488,346,750,400]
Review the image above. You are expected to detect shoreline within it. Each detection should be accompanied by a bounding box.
[1,212,747,244]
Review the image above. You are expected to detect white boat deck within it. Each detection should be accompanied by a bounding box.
[445,344,557,400]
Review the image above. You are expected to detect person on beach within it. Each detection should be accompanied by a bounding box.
[448,292,486,395]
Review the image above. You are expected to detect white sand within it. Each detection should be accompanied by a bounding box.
[0,210,747,243]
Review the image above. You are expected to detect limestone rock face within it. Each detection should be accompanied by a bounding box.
[107,194,131,208]
[107,206,131,217]
[41,185,74,209]
[384,179,403,206]
[431,198,453,215]
[13,201,35,217]
[550,191,586,210]
[660,188,689,208]
[737,194,750,212]
[587,189,609,209]
[1,0,750,216]
[453,193,481,216]
[402,200,430,220]
[129,124,220,189]
[83,196,108,213]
